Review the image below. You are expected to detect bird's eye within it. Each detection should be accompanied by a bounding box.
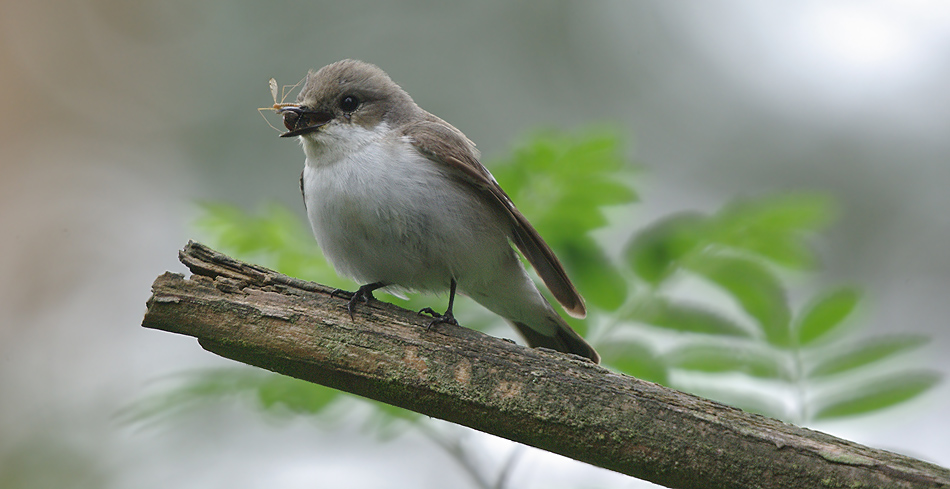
[339,95,360,112]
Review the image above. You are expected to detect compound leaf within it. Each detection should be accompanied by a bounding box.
[813,371,941,420]
[686,254,791,347]
[599,339,669,384]
[796,287,861,346]
[626,298,751,337]
[664,343,789,380]
[625,212,708,284]
[808,335,930,378]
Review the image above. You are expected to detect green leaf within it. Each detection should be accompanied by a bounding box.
[808,335,930,378]
[716,194,836,235]
[686,253,792,347]
[796,287,861,346]
[598,339,669,384]
[626,298,751,337]
[193,202,340,285]
[492,129,637,239]
[718,231,816,270]
[489,130,636,310]
[256,375,339,415]
[664,344,789,379]
[813,371,942,420]
[122,369,340,424]
[711,194,836,269]
[624,212,709,284]
[559,238,627,310]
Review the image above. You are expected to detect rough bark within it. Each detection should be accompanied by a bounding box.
[142,241,950,489]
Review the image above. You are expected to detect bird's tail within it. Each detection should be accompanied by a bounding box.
[461,258,599,363]
[510,319,600,364]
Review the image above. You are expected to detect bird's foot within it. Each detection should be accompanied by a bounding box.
[335,283,385,319]
[329,288,352,300]
[419,307,458,331]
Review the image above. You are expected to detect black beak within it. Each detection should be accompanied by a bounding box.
[278,106,334,138]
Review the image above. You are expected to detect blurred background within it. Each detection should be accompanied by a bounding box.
[1,1,949,487]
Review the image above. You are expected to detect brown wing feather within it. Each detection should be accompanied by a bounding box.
[402,118,587,318]
[511,321,599,362]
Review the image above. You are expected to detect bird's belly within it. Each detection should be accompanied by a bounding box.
[302,150,511,292]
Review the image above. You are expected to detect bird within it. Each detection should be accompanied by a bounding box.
[275,59,599,363]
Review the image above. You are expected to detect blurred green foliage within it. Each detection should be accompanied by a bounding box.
[132,128,941,486]
[194,203,339,287]
[491,129,636,311]
[617,194,940,422]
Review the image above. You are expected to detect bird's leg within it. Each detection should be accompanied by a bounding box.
[333,282,387,319]
[420,279,459,330]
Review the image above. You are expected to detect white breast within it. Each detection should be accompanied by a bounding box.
[299,122,514,292]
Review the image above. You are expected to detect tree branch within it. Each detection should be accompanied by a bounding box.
[142,242,949,489]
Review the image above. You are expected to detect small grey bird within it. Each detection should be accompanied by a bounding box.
[276,59,599,363]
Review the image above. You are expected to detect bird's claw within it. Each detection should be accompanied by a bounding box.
[330,288,352,300]
[336,285,379,319]
[419,307,458,331]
